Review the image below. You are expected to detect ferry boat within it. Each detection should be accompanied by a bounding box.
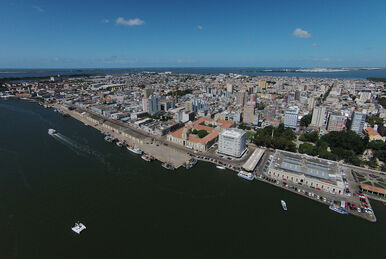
[237,170,254,181]
[141,154,154,162]
[48,128,56,135]
[71,222,86,234]
[216,165,226,170]
[281,200,287,211]
[162,162,175,170]
[329,205,349,215]
[127,146,142,155]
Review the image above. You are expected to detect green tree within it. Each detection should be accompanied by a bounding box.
[300,114,312,127]
[299,143,315,155]
[197,130,209,138]
[299,131,319,143]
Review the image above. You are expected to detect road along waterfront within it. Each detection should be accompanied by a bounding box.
[0,99,386,258]
[51,101,383,223]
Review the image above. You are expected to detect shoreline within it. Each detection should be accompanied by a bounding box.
[2,97,381,223]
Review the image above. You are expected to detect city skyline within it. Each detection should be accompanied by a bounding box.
[1,0,385,68]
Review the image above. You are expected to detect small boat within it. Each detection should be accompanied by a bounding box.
[329,205,349,215]
[48,128,56,135]
[71,222,86,234]
[237,170,254,181]
[104,135,114,142]
[184,159,198,169]
[116,140,126,147]
[281,200,287,211]
[216,165,226,170]
[162,163,175,170]
[127,146,142,154]
[141,154,154,162]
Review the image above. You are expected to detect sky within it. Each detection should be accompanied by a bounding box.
[0,0,385,68]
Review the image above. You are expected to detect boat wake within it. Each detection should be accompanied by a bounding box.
[52,133,113,169]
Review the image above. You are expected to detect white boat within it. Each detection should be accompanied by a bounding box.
[48,128,56,135]
[216,165,226,170]
[127,146,142,155]
[71,222,86,234]
[281,200,287,211]
[237,170,254,181]
[141,154,154,162]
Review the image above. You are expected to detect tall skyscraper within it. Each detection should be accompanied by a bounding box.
[237,91,248,106]
[142,95,160,115]
[311,106,327,127]
[350,111,366,134]
[243,104,255,124]
[144,87,153,98]
[226,83,233,93]
[308,97,315,110]
[284,106,299,129]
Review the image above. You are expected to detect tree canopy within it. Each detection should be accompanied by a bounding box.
[300,114,312,127]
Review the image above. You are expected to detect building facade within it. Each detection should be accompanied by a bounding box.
[311,106,327,127]
[218,128,247,157]
[284,106,299,129]
[326,114,346,132]
[350,111,366,134]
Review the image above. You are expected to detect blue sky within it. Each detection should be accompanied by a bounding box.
[0,0,385,68]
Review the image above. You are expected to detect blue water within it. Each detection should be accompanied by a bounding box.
[1,68,385,80]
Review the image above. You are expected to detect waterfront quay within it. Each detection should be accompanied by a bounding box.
[55,103,190,168]
[49,101,383,223]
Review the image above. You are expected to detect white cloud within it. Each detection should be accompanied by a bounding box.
[116,17,145,26]
[33,6,44,12]
[101,19,110,24]
[196,25,203,30]
[312,43,318,47]
[293,28,312,38]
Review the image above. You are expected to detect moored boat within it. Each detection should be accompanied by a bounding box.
[184,158,198,169]
[281,200,287,211]
[162,162,175,170]
[141,154,154,162]
[116,140,127,147]
[127,146,142,154]
[329,205,349,215]
[216,165,226,170]
[237,170,254,181]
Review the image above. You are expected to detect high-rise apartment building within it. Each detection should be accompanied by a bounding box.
[243,104,255,124]
[350,111,366,134]
[311,106,327,127]
[326,114,346,132]
[284,106,299,129]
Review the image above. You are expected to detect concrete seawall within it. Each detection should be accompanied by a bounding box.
[55,104,190,169]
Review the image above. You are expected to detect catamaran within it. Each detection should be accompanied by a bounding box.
[71,222,86,234]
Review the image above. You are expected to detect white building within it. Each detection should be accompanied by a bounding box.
[311,106,327,127]
[284,106,299,129]
[350,111,366,134]
[142,95,160,115]
[218,128,247,157]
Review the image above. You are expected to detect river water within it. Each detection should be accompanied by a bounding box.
[1,68,386,80]
[0,99,385,258]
